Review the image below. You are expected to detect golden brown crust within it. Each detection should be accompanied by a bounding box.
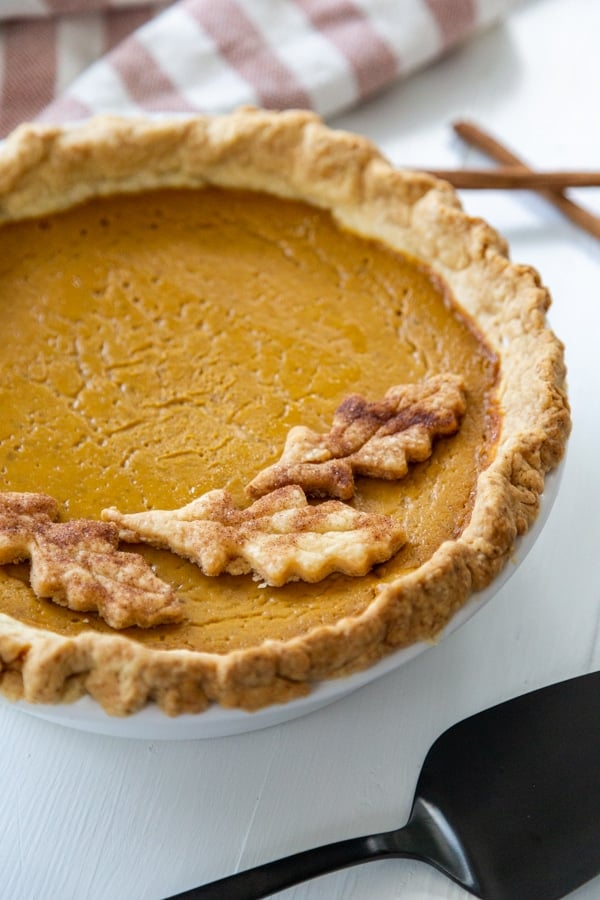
[0,108,570,716]
[102,485,406,586]
[247,374,467,500]
[0,492,183,630]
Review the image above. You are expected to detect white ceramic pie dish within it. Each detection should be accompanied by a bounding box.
[7,465,563,741]
[0,112,569,740]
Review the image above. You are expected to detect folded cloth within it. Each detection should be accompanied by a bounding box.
[0,0,514,137]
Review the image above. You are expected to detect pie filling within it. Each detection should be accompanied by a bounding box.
[0,186,499,654]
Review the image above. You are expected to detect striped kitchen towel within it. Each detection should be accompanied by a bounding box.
[0,0,515,137]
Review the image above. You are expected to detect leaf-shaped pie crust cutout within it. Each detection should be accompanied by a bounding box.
[102,485,406,587]
[247,374,467,501]
[0,492,183,630]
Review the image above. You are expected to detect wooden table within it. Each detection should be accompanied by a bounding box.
[2,0,599,897]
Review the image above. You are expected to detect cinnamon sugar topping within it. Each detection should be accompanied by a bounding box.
[102,485,406,587]
[247,374,467,500]
[0,492,183,629]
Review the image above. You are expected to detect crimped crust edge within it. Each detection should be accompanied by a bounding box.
[0,109,570,716]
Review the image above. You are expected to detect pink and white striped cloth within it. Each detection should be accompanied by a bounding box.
[0,0,514,138]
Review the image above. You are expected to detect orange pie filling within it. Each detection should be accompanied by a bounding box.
[0,186,499,655]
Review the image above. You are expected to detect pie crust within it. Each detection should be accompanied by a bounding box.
[0,108,570,716]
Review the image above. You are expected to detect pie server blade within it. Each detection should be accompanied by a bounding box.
[167,670,600,899]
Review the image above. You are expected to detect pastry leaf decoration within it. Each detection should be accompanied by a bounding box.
[0,492,183,629]
[247,374,466,501]
[102,485,406,587]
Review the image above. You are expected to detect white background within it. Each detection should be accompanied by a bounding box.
[1,0,600,897]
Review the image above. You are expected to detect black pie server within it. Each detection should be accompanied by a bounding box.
[168,670,600,900]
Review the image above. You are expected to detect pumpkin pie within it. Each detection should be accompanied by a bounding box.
[0,109,570,716]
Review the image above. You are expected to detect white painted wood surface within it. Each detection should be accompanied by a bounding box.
[1,0,599,897]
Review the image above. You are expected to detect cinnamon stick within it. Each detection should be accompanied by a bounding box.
[427,167,600,190]
[452,120,600,241]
